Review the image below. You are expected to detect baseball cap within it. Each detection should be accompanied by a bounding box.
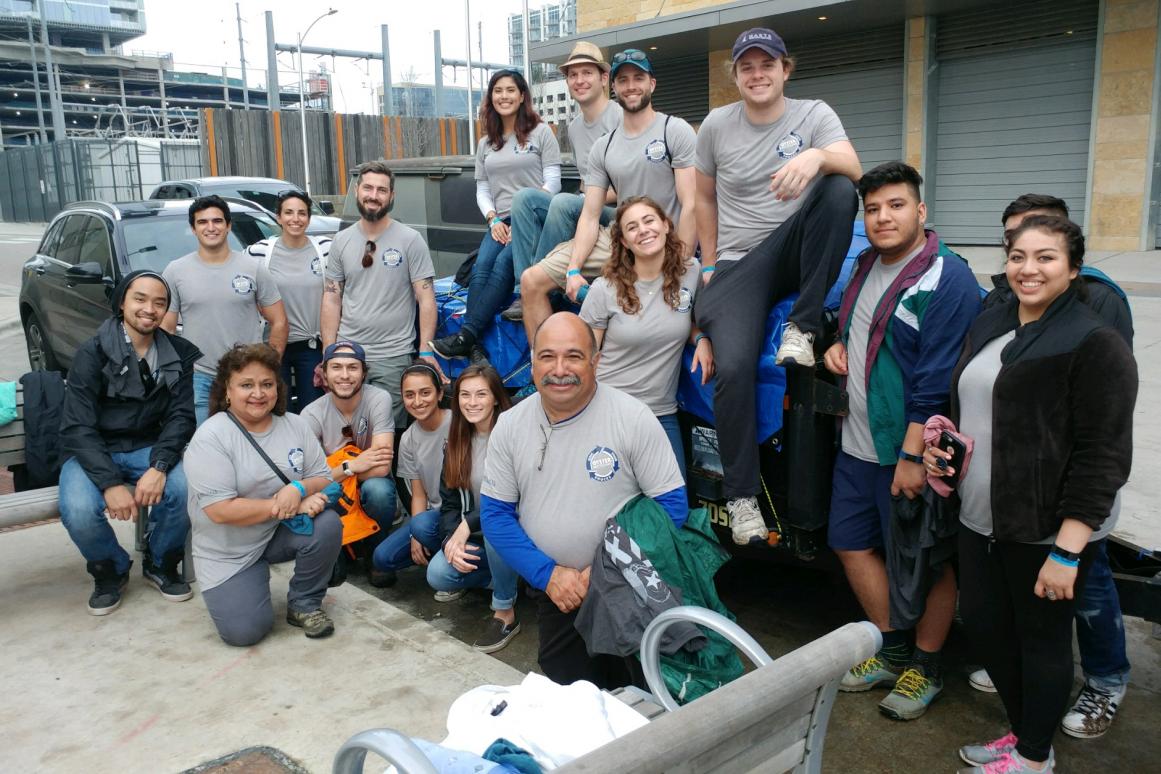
[609,48,653,78]
[559,41,610,74]
[731,28,788,63]
[322,341,366,364]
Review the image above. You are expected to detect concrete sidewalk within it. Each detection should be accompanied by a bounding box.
[0,518,523,773]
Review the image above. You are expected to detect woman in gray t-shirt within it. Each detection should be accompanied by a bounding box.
[429,70,561,362]
[580,196,713,481]
[184,344,342,647]
[246,190,332,413]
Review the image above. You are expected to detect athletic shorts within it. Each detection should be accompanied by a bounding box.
[827,450,895,551]
[538,225,613,288]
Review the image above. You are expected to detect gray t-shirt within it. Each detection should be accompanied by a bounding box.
[300,384,395,455]
[958,331,1119,542]
[475,123,561,217]
[470,431,489,504]
[568,100,623,179]
[163,250,282,375]
[185,412,330,592]
[482,384,685,570]
[584,111,696,221]
[842,247,921,462]
[696,99,848,262]
[398,410,451,510]
[580,260,700,416]
[266,238,325,343]
[327,220,435,360]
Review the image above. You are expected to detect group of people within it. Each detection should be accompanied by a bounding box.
[50,25,1138,774]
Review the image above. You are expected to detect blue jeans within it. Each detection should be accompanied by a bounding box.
[464,222,515,338]
[1076,539,1131,688]
[358,475,398,532]
[58,450,189,574]
[192,371,214,426]
[426,536,518,611]
[658,413,686,483]
[508,189,616,277]
[281,340,323,414]
[372,508,442,572]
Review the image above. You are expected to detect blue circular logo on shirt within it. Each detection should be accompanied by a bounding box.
[288,448,305,474]
[310,256,323,276]
[676,288,693,313]
[514,142,538,155]
[644,139,667,163]
[357,417,369,436]
[586,446,621,482]
[382,248,403,267]
[231,274,255,295]
[776,132,804,160]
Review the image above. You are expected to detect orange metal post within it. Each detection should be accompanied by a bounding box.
[205,109,218,176]
[272,111,284,180]
[334,114,347,195]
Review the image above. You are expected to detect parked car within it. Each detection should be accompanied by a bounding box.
[149,176,340,236]
[20,197,281,373]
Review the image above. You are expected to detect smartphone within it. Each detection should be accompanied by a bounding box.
[939,430,967,484]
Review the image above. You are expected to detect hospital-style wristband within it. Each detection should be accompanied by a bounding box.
[289,480,307,498]
[566,269,581,278]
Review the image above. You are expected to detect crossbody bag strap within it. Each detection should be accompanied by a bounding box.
[225,411,292,485]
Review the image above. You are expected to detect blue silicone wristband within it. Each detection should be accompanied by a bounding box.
[694,333,709,346]
[566,269,581,278]
[419,350,435,357]
[701,265,716,274]
[1048,552,1079,568]
[289,480,307,498]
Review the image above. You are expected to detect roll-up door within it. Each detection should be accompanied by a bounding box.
[785,25,905,175]
[931,0,1098,244]
[647,55,709,124]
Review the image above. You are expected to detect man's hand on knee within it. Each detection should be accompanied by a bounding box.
[103,484,137,521]
[546,565,591,613]
[133,468,167,507]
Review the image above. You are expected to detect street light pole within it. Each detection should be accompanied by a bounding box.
[299,8,337,195]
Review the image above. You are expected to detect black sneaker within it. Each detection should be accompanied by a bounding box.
[429,330,476,359]
[87,559,131,616]
[469,345,491,367]
[142,552,194,602]
[500,298,523,321]
[287,608,335,638]
[472,616,521,653]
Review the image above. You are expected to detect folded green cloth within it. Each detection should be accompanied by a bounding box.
[282,513,314,535]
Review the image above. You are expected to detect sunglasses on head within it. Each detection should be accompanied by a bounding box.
[361,240,376,269]
[612,50,648,64]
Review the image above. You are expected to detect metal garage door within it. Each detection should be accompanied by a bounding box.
[649,55,710,124]
[786,25,905,175]
[931,0,1099,244]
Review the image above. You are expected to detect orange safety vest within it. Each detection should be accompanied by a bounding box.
[325,444,381,546]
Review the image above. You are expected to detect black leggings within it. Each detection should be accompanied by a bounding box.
[531,588,644,691]
[959,528,1096,762]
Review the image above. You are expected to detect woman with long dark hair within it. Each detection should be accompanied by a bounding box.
[927,216,1137,774]
[425,365,521,652]
[429,70,560,362]
[579,196,712,478]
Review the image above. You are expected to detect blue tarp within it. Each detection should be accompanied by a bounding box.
[433,279,534,388]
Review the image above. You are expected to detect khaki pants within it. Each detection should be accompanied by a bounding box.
[537,225,613,288]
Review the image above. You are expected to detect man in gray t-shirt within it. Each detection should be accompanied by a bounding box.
[481,313,685,688]
[693,28,862,546]
[162,196,287,426]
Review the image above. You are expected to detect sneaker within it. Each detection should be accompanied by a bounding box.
[879,667,943,720]
[727,497,768,545]
[500,298,524,321]
[1061,680,1126,739]
[369,569,397,588]
[775,322,815,367]
[469,344,491,367]
[286,608,335,638]
[429,330,476,360]
[142,552,194,602]
[969,668,997,693]
[86,559,131,616]
[959,732,1019,767]
[957,750,1054,774]
[839,654,900,692]
[473,616,521,653]
[434,589,467,603]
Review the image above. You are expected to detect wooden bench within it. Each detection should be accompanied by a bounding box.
[332,608,881,774]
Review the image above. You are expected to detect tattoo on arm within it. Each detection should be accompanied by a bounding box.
[324,279,343,295]
[419,279,433,290]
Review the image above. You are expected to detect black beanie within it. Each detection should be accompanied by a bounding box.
[111,270,171,317]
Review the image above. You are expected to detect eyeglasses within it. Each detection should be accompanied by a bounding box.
[611,49,648,65]
[361,240,376,269]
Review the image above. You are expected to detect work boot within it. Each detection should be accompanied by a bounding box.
[775,321,815,367]
[286,608,335,638]
[878,666,943,720]
[87,559,131,616]
[959,732,1019,767]
[429,329,476,360]
[1061,681,1126,739]
[839,653,900,692]
[142,550,194,602]
[727,497,768,545]
[500,298,524,321]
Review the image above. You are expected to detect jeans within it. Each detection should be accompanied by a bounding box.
[372,508,442,572]
[358,476,399,533]
[464,222,515,338]
[426,536,518,611]
[58,450,189,574]
[281,340,323,414]
[192,371,214,426]
[1076,539,1131,688]
[508,189,615,277]
[657,413,686,483]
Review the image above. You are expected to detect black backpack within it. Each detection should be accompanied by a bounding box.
[12,370,66,490]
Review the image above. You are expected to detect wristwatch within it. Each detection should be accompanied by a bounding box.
[341,460,354,478]
[1050,544,1082,563]
[152,460,169,473]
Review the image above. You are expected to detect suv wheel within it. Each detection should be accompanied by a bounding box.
[24,312,60,372]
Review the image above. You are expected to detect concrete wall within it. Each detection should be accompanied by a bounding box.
[578,0,726,32]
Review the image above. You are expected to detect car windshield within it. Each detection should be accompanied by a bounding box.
[204,184,327,217]
[121,213,281,272]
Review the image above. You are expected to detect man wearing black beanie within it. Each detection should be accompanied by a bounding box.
[58,270,202,615]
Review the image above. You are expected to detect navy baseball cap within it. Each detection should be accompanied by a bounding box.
[732,28,788,63]
[610,48,653,78]
[323,341,366,364]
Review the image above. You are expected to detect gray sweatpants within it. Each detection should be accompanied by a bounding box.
[201,511,343,647]
[367,353,415,430]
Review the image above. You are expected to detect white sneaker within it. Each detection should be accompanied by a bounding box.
[775,322,815,367]
[969,668,997,693]
[433,589,467,603]
[1061,681,1126,739]
[727,497,768,545]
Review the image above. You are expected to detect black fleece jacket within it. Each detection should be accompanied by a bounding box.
[949,289,1137,542]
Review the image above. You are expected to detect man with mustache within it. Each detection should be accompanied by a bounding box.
[321,161,439,428]
[481,312,686,688]
[58,270,202,615]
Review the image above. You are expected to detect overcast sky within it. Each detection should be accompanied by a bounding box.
[132,0,530,114]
